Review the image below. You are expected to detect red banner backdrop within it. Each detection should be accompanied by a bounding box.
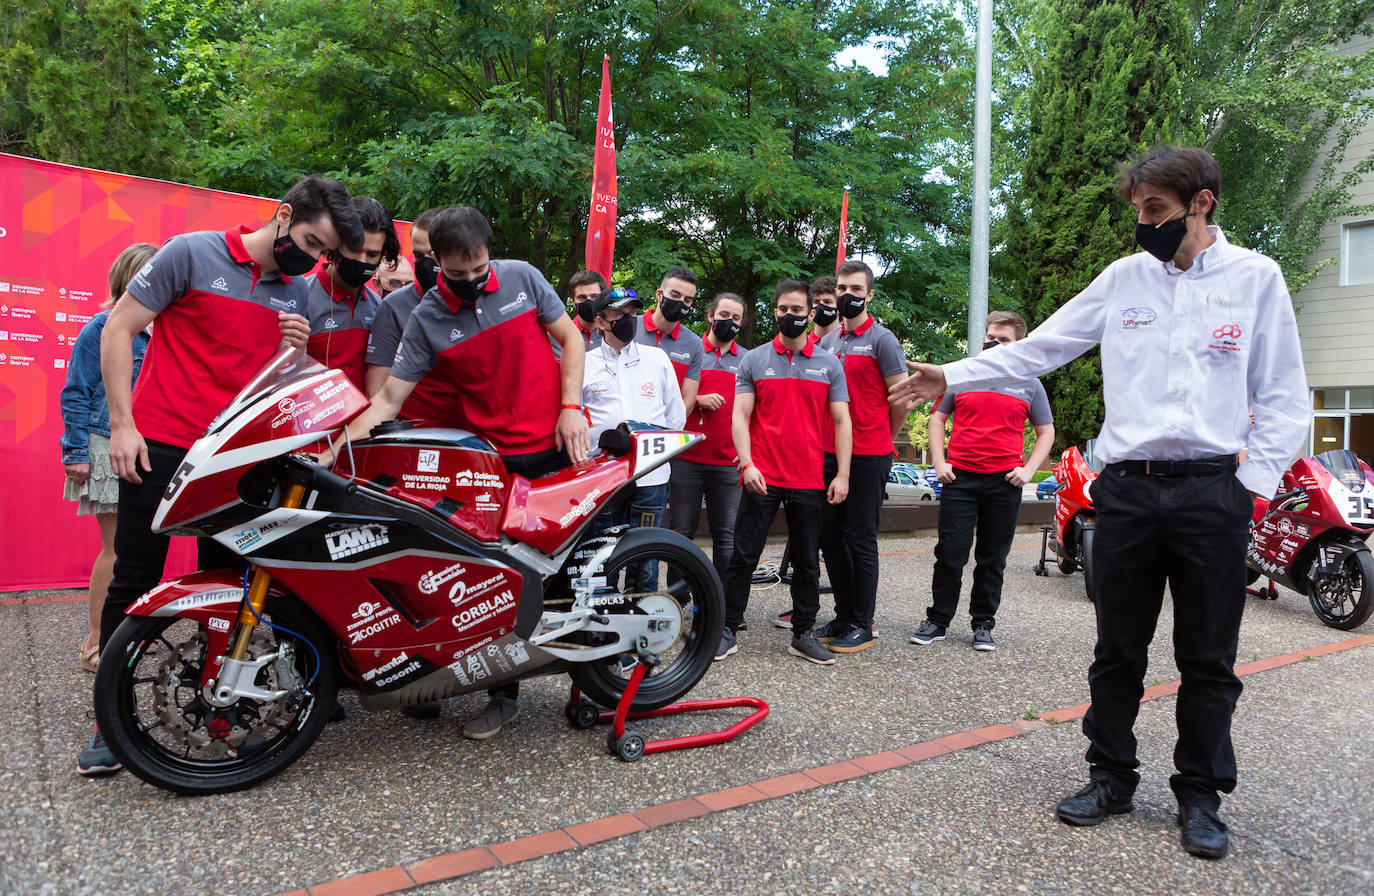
[0,153,408,591]
[584,54,617,282]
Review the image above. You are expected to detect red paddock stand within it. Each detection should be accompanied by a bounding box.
[566,654,769,762]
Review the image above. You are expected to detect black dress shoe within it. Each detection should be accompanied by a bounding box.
[1178,806,1229,859]
[1056,779,1134,826]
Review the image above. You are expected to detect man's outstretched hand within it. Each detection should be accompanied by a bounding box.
[888,360,946,407]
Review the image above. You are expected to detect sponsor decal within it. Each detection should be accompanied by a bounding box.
[374,660,421,687]
[1207,322,1242,353]
[0,284,8,293]
[349,613,401,644]
[271,396,318,429]
[231,518,286,551]
[326,524,389,560]
[449,589,517,633]
[163,588,243,611]
[362,651,411,682]
[448,571,507,605]
[485,643,512,673]
[453,470,503,488]
[211,277,228,290]
[67,312,92,324]
[268,296,300,312]
[463,651,492,682]
[419,562,467,594]
[558,488,603,527]
[4,353,35,367]
[313,380,349,402]
[54,311,65,321]
[1277,517,1294,537]
[68,288,94,301]
[804,366,827,375]
[1295,523,1310,536]
[474,491,500,513]
[503,641,530,664]
[1212,324,1242,339]
[3,304,37,317]
[454,634,497,661]
[498,293,529,314]
[1119,307,1157,331]
[401,472,450,491]
[206,617,231,632]
[324,317,339,330]
[450,328,463,342]
[417,449,440,473]
[764,367,775,375]
[54,358,64,369]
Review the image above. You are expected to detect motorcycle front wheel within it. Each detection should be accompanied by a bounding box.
[568,533,724,711]
[1308,548,1374,631]
[94,597,338,795]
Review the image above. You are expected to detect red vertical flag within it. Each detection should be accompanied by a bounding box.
[585,55,617,281]
[835,190,849,273]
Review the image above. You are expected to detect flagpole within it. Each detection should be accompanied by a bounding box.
[968,0,992,355]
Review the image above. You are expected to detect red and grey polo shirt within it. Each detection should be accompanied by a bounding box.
[363,282,462,422]
[939,379,1052,473]
[681,336,747,466]
[735,336,848,490]
[818,316,907,456]
[390,260,565,455]
[303,271,380,391]
[636,313,703,387]
[549,313,602,360]
[127,225,308,448]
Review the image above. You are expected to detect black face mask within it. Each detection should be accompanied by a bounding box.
[441,270,489,304]
[575,300,596,323]
[982,340,1000,352]
[414,256,439,294]
[609,314,638,343]
[712,318,741,344]
[1135,208,1191,263]
[334,255,379,289]
[272,224,318,276]
[777,313,809,340]
[812,305,839,328]
[658,297,688,323]
[838,293,866,320]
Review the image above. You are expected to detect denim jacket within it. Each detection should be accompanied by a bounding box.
[59,310,149,464]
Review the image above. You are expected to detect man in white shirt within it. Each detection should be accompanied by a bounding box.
[583,287,686,585]
[891,147,1308,861]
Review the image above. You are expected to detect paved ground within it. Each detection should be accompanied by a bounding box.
[1,532,1371,896]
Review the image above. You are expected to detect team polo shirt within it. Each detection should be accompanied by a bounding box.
[681,336,746,466]
[819,316,907,456]
[938,378,1052,474]
[364,283,459,422]
[127,226,307,448]
[303,272,380,391]
[549,314,602,360]
[390,260,565,455]
[736,336,848,490]
[636,313,703,386]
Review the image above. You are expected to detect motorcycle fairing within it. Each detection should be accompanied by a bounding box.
[125,572,265,691]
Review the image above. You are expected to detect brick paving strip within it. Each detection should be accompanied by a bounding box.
[275,632,1374,896]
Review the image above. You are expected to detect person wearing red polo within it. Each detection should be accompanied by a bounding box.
[82,175,364,777]
[716,279,851,666]
[336,204,589,740]
[304,197,401,391]
[567,269,606,352]
[806,274,841,349]
[669,291,749,582]
[635,266,704,414]
[812,260,909,652]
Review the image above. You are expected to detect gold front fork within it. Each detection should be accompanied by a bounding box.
[226,482,306,661]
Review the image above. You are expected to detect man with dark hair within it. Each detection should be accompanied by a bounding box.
[717,279,851,666]
[807,275,841,348]
[84,174,363,776]
[810,259,908,653]
[303,196,401,390]
[911,309,1053,653]
[566,269,607,351]
[336,204,589,740]
[891,146,1308,860]
[670,291,749,582]
[636,266,704,415]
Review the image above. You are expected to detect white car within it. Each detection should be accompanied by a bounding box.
[885,468,936,501]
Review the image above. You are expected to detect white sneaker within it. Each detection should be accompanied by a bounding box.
[462,696,519,740]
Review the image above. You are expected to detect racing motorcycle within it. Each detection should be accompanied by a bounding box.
[1247,449,1374,631]
[94,349,724,794]
[1034,444,1100,602]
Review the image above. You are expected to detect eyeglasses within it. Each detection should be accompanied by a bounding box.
[607,287,638,300]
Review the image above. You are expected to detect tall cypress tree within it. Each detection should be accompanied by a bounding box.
[1005,0,1186,449]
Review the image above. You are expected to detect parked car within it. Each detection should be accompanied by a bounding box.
[885,467,936,501]
[1036,475,1059,500]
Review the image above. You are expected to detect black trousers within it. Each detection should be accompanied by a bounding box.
[819,453,890,630]
[101,440,242,648]
[668,460,742,582]
[724,485,825,633]
[1083,466,1251,810]
[927,468,1022,630]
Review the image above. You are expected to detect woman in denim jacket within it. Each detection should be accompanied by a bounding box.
[60,243,155,671]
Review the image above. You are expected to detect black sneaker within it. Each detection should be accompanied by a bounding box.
[788,631,836,665]
[1056,779,1134,826]
[827,625,874,653]
[76,727,122,777]
[972,626,996,651]
[328,702,347,724]
[909,620,946,645]
[401,700,441,719]
[772,611,793,629]
[815,617,849,643]
[714,628,738,661]
[1178,806,1229,859]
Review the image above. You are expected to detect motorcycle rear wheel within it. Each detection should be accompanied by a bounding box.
[94,597,338,795]
[568,535,724,711]
[1308,548,1374,631]
[1077,519,1096,604]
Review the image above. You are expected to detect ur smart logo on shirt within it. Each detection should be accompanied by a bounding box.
[1120,307,1157,331]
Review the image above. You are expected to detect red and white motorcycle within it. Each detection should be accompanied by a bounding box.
[94,349,724,794]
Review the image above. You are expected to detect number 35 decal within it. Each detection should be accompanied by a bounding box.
[1346,495,1374,522]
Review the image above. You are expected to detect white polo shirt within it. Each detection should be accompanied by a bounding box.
[942,228,1308,497]
[582,339,686,486]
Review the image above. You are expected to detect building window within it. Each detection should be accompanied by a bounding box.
[1343,220,1374,286]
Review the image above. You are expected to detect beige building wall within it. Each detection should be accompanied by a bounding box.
[1291,25,1374,457]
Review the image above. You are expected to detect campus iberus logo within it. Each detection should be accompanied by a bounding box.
[1119,307,1157,331]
